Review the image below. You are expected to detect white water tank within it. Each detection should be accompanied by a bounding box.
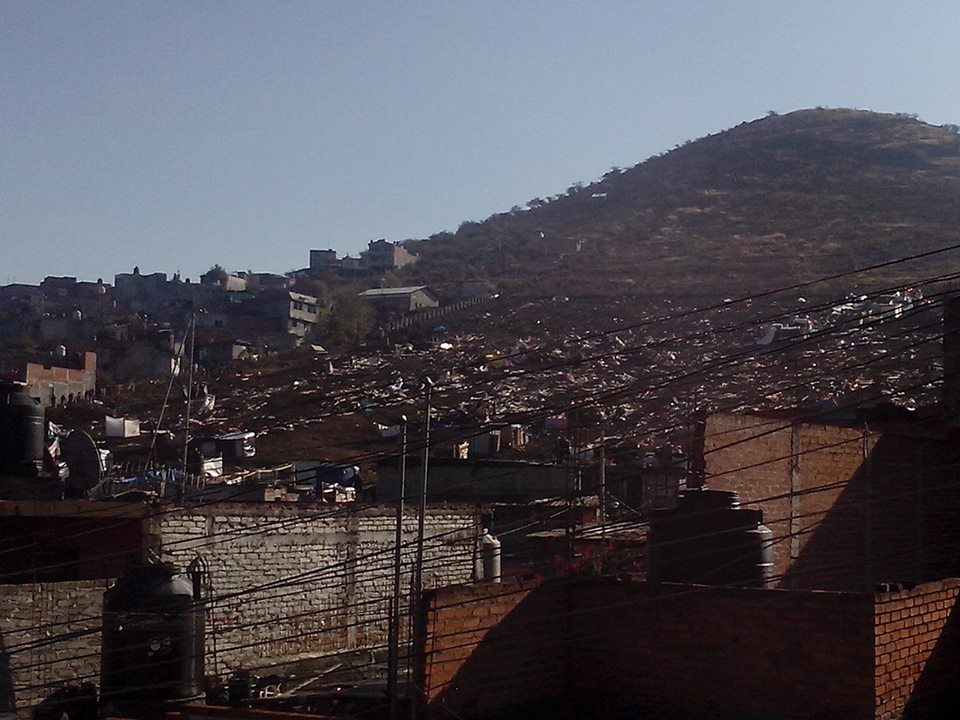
[480,530,501,583]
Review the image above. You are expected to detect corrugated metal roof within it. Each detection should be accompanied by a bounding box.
[358,286,429,297]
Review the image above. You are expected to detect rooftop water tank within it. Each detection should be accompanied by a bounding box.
[0,380,44,477]
[474,530,502,582]
[648,489,774,589]
[100,564,205,720]
[0,632,14,720]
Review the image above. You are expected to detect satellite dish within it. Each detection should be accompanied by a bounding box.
[61,431,103,497]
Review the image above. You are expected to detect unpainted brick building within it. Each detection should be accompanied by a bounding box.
[703,412,960,591]
[19,351,97,407]
[419,576,960,720]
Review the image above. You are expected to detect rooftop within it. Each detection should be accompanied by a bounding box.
[358,286,429,297]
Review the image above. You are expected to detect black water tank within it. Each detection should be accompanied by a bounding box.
[0,380,44,476]
[648,489,774,588]
[0,631,14,720]
[100,564,205,720]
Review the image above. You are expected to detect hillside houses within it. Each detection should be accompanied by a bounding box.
[0,268,323,385]
[0,239,470,388]
[306,239,418,276]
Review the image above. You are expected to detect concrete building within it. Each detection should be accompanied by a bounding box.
[0,284,43,314]
[309,248,340,272]
[229,290,320,347]
[113,267,169,309]
[243,272,290,291]
[113,268,214,321]
[264,290,320,339]
[196,339,255,368]
[361,239,418,272]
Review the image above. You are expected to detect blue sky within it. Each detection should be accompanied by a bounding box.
[2,1,959,285]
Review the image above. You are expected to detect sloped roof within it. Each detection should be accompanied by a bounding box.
[358,286,430,297]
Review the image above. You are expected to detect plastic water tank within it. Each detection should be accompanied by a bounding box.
[481,530,502,582]
[0,380,44,477]
[648,489,774,589]
[100,564,205,720]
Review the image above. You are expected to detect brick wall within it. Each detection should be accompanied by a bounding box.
[24,352,96,406]
[0,579,111,715]
[569,580,875,720]
[704,413,960,591]
[421,579,567,716]
[703,413,796,581]
[146,503,479,673]
[421,578,877,720]
[875,579,960,720]
[790,421,875,590]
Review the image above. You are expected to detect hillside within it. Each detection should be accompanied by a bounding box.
[404,109,960,299]
[58,109,958,470]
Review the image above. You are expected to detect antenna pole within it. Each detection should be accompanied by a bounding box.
[599,429,606,537]
[181,313,196,493]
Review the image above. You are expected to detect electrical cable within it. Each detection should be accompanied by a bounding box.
[7,268,943,552]
[1,320,952,596]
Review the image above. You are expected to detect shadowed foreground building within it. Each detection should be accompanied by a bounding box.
[418,576,960,720]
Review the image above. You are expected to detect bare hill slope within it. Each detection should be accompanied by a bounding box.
[406,108,960,299]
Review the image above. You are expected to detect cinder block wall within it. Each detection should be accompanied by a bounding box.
[147,503,479,672]
[1,504,478,716]
[1,580,112,714]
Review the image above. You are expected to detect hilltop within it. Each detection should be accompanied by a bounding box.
[403,108,960,299]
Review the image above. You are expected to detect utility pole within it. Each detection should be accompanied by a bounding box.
[388,417,408,720]
[411,379,433,720]
[598,428,606,539]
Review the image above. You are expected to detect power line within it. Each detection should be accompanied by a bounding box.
[10,445,960,674]
[3,276,956,652]
[2,293,954,586]
[6,268,952,554]
[15,508,960,702]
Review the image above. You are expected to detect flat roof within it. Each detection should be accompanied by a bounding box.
[0,499,153,519]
